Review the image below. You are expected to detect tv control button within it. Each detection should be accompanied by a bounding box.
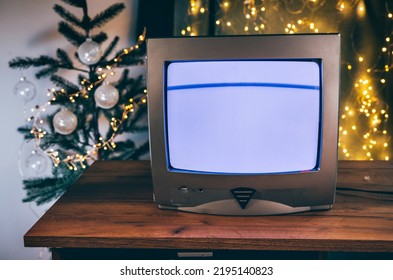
[231,187,256,209]
[178,187,189,193]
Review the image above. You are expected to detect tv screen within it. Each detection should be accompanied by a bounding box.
[166,60,321,174]
[147,34,340,215]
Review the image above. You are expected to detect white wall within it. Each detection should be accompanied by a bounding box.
[0,0,139,260]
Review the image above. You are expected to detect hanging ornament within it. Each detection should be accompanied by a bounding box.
[53,109,78,135]
[24,150,48,175]
[77,38,102,65]
[14,77,36,103]
[94,82,119,109]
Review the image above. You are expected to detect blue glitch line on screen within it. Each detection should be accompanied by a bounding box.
[167,82,320,91]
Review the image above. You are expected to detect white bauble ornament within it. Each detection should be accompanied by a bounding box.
[14,77,36,103]
[77,38,102,65]
[94,83,119,109]
[53,109,78,135]
[25,150,47,175]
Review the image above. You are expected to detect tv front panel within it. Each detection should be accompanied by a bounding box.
[147,34,340,215]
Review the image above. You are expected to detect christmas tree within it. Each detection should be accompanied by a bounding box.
[9,0,148,205]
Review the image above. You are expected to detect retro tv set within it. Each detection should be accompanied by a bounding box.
[147,34,340,215]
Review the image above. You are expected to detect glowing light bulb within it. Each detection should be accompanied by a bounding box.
[339,3,345,12]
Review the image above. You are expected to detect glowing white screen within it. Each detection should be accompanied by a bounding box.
[166,61,320,174]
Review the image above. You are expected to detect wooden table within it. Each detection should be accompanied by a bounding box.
[24,161,393,259]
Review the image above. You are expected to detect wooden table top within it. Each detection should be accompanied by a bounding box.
[24,160,393,252]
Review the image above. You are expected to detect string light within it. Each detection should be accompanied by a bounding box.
[180,0,391,160]
[27,30,147,170]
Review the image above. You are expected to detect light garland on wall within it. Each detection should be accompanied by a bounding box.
[179,0,391,160]
[26,30,147,171]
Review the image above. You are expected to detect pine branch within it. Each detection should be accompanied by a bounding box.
[36,66,59,79]
[126,141,150,160]
[23,169,82,205]
[90,3,125,29]
[91,32,108,44]
[9,56,58,69]
[50,74,80,92]
[126,125,148,133]
[53,4,82,27]
[17,126,35,140]
[39,132,86,154]
[101,36,120,60]
[116,45,146,67]
[60,0,86,9]
[101,140,135,160]
[56,48,74,69]
[58,21,85,46]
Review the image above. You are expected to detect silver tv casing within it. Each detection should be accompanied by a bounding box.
[147,34,340,215]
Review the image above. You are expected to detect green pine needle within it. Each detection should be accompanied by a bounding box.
[60,0,86,9]
[22,170,82,205]
[128,142,150,160]
[91,32,108,44]
[90,3,125,29]
[36,66,59,79]
[9,56,57,69]
[53,4,82,27]
[56,48,74,69]
[17,126,35,140]
[101,36,120,60]
[58,21,85,46]
[50,74,80,92]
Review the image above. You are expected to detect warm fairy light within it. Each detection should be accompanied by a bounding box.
[338,2,345,12]
[26,30,148,170]
[357,2,365,17]
[180,0,392,160]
